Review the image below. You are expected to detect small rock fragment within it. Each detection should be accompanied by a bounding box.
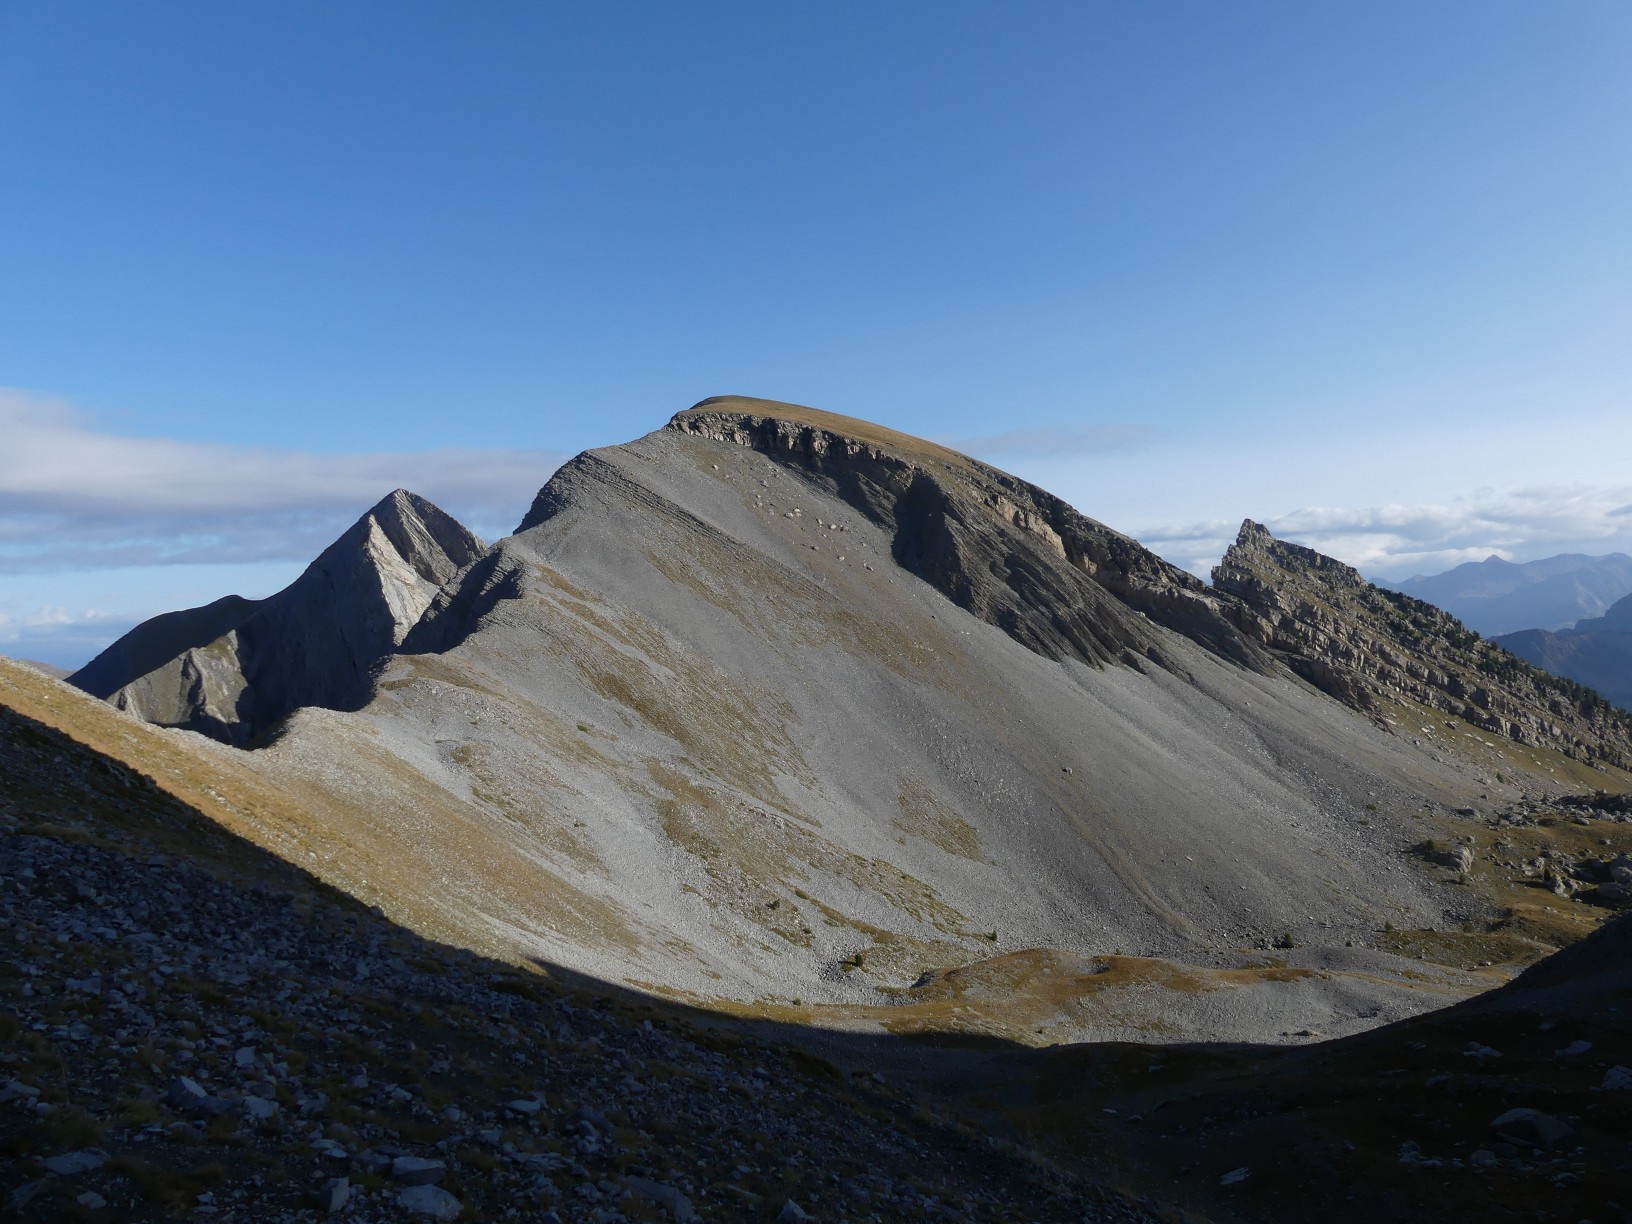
[1489,1107,1574,1148]
[399,1183,462,1219]
[44,1150,105,1175]
[622,1176,696,1222]
[1219,1167,1251,1185]
[318,1177,350,1214]
[391,1155,447,1186]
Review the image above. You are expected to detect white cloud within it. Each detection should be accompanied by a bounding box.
[0,389,567,573]
[1136,482,1632,581]
[992,404,1632,582]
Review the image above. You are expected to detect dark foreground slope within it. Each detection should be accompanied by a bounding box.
[8,641,1630,1224]
[981,908,1632,1224]
[0,663,1152,1223]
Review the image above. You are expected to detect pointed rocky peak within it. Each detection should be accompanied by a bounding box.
[664,396,1269,671]
[329,489,485,588]
[1213,521,1632,764]
[1217,518,1367,592]
[87,492,486,746]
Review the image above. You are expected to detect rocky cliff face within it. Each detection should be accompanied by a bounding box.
[1214,520,1632,765]
[75,490,482,745]
[661,398,1268,674]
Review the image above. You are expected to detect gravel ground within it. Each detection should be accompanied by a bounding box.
[0,701,1158,1223]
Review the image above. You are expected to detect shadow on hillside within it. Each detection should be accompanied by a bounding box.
[6,699,1631,1224]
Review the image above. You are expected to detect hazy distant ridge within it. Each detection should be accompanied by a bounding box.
[1388,553,1632,637]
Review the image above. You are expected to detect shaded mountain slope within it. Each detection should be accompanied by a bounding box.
[1390,551,1632,636]
[70,490,482,745]
[985,912,1632,1224]
[68,594,256,699]
[662,398,1270,671]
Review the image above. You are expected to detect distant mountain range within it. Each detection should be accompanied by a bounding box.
[1387,552,1632,637]
[1497,591,1632,712]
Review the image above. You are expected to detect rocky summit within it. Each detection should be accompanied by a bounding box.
[7,396,1632,1222]
[70,490,483,746]
[1215,520,1632,764]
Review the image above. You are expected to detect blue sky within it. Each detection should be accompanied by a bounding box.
[4,1,1632,667]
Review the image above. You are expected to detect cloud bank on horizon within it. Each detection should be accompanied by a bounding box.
[1138,486,1632,585]
[0,389,565,668]
[0,390,564,573]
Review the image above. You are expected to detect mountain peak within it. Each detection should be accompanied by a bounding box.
[1215,521,1632,761]
[350,487,484,587]
[75,491,484,744]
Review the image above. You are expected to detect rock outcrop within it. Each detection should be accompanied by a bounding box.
[69,594,257,700]
[71,490,482,745]
[1214,520,1632,765]
[661,397,1269,673]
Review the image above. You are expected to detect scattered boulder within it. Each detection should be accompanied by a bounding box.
[1581,882,1632,909]
[1602,1065,1632,1090]
[165,1076,231,1116]
[0,1080,40,1104]
[399,1183,462,1219]
[318,1177,350,1214]
[391,1156,447,1186]
[242,1095,280,1121]
[1428,845,1474,873]
[621,1176,696,1222]
[43,1150,105,1175]
[1489,1107,1574,1148]
[354,1148,393,1175]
